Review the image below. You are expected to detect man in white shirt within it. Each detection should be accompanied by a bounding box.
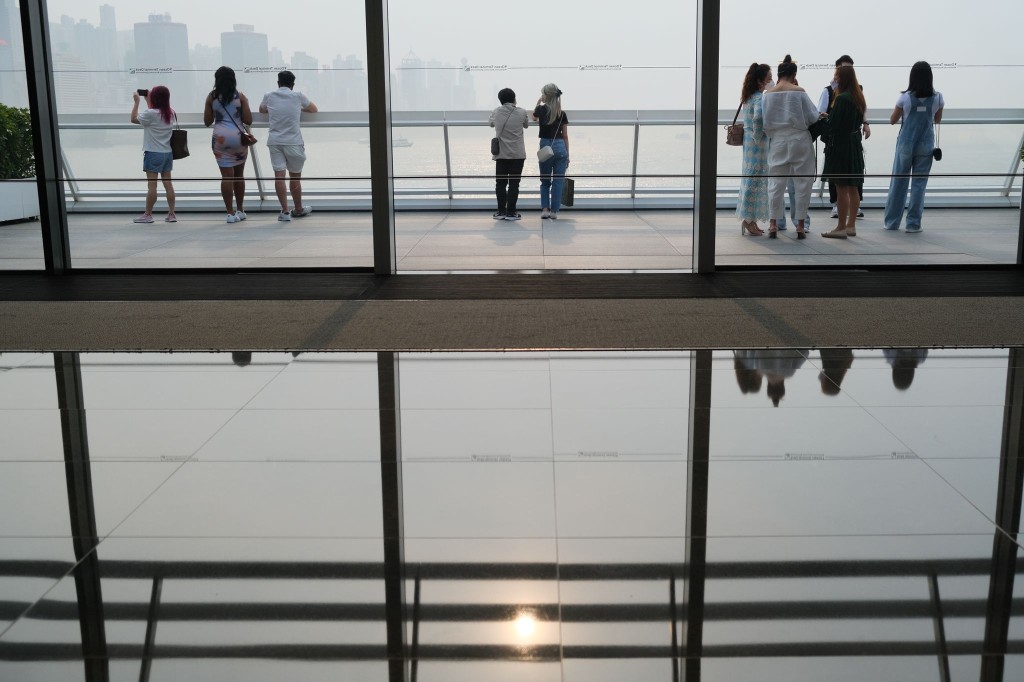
[259,70,318,221]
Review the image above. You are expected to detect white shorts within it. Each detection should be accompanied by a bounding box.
[268,144,307,173]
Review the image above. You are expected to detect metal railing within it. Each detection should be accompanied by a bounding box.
[54,108,1024,211]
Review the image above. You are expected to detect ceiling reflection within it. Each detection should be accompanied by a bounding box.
[0,348,1022,682]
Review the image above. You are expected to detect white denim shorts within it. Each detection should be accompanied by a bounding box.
[268,144,307,173]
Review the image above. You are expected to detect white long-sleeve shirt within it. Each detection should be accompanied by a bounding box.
[762,90,819,135]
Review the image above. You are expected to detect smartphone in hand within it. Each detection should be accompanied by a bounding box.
[137,89,149,97]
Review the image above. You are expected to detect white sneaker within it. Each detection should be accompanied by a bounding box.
[278,211,292,222]
[830,204,839,218]
[549,211,558,220]
[132,213,154,224]
[291,206,312,218]
[234,210,247,221]
[226,213,240,224]
[541,208,550,219]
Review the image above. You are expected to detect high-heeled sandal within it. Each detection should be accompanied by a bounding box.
[741,221,763,236]
[821,228,848,239]
[768,227,778,239]
[796,230,806,240]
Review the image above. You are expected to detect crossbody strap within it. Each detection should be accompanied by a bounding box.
[220,95,247,136]
[731,101,743,126]
[496,107,513,138]
[540,104,564,140]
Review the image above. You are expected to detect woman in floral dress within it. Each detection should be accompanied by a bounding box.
[735,63,773,236]
[203,66,253,224]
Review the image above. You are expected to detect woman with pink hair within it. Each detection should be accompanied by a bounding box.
[130,85,177,223]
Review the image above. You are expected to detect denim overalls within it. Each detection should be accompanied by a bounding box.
[883,95,936,231]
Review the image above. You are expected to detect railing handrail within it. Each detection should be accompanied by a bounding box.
[55,108,1024,129]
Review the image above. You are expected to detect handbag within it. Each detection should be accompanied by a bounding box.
[224,97,257,146]
[491,107,513,157]
[808,116,830,143]
[932,122,942,161]
[725,102,744,146]
[561,177,575,207]
[170,114,189,160]
[537,108,564,162]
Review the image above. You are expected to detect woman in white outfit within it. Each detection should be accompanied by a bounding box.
[761,55,820,239]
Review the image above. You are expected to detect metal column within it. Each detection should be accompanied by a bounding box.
[20,0,71,273]
[365,0,397,275]
[54,353,108,681]
[981,347,1024,681]
[378,352,407,681]
[683,350,712,681]
[692,0,720,273]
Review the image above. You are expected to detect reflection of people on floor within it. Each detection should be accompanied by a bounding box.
[734,350,807,406]
[734,356,763,394]
[231,351,252,367]
[818,348,854,396]
[884,349,928,390]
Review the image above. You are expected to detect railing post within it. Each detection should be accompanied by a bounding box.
[443,120,454,204]
[630,121,640,204]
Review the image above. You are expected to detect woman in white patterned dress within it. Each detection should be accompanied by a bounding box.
[735,63,773,236]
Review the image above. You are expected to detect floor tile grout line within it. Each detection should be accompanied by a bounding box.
[0,541,105,642]
[813,352,1015,539]
[545,356,567,682]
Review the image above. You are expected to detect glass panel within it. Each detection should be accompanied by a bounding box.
[43,2,372,268]
[0,0,42,269]
[717,1,1024,266]
[388,0,697,271]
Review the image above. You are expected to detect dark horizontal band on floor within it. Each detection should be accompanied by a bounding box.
[1,269,1024,302]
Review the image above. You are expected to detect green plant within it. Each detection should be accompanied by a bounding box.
[0,103,35,179]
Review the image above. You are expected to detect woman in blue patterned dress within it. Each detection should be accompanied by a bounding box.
[736,63,773,236]
[203,66,253,224]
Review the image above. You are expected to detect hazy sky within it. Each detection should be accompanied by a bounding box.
[43,0,1024,109]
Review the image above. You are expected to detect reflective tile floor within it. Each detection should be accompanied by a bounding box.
[1,208,1019,270]
[1,348,1024,681]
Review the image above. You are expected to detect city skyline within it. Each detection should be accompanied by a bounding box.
[35,3,478,113]
[5,1,1024,113]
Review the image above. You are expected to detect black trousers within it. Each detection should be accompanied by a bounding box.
[495,158,525,215]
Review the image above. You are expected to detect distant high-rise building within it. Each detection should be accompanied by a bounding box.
[454,57,476,109]
[221,24,269,97]
[332,54,367,112]
[290,51,319,100]
[269,48,285,70]
[133,13,193,104]
[0,0,26,106]
[397,51,426,111]
[427,59,455,111]
[52,51,93,111]
[99,4,116,32]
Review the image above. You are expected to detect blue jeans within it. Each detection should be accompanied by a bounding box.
[884,97,936,231]
[777,177,810,230]
[538,138,568,211]
[883,135,934,230]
